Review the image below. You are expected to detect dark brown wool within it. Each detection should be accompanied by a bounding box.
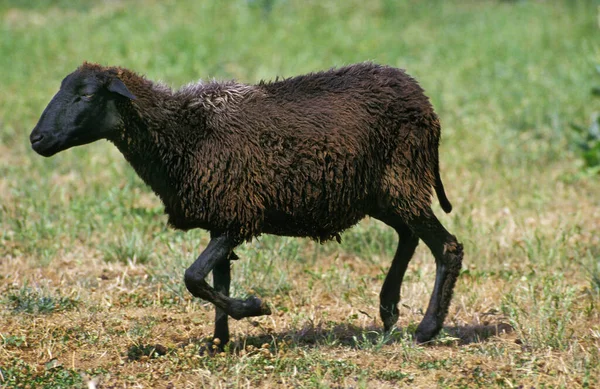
[30,62,462,346]
[80,62,451,242]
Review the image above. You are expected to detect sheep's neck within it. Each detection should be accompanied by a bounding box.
[111,93,187,218]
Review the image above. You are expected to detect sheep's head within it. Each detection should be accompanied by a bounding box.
[30,64,136,157]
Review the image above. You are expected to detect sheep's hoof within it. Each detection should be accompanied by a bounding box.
[198,339,226,356]
[229,296,271,320]
[380,304,399,332]
[414,320,440,344]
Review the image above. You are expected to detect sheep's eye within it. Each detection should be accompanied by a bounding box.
[82,93,94,100]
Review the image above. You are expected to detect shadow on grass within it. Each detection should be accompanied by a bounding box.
[126,322,514,361]
[230,321,513,352]
[443,323,514,345]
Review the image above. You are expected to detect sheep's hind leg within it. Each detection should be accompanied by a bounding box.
[212,251,239,346]
[184,235,272,343]
[372,213,420,332]
[409,209,463,343]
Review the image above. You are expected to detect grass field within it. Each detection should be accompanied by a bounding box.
[1,0,599,387]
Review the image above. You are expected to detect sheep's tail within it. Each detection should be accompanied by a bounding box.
[435,162,452,213]
[431,115,452,213]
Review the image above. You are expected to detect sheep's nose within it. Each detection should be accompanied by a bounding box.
[30,131,44,145]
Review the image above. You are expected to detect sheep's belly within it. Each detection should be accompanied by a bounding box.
[262,209,365,242]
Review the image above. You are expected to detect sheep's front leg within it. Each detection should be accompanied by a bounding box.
[184,235,271,346]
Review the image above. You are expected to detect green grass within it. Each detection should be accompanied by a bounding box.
[1,0,599,387]
[0,358,86,389]
[4,285,79,314]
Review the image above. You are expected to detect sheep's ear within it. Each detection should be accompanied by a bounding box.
[107,78,137,100]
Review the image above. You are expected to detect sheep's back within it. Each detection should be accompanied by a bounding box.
[185,63,436,241]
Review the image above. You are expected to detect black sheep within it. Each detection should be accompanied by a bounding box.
[30,62,463,347]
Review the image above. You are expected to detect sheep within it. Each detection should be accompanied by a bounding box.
[30,61,463,348]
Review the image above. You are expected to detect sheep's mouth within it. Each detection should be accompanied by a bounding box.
[31,129,99,157]
[31,134,62,157]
